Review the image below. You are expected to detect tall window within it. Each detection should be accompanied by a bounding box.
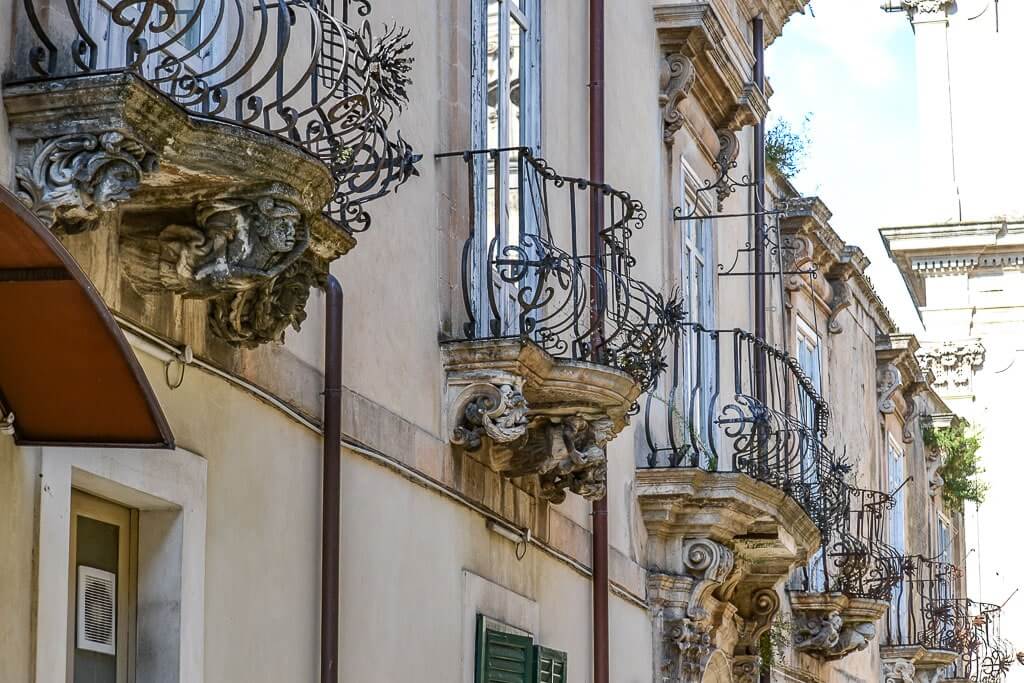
[888,436,909,634]
[470,0,540,336]
[796,321,824,588]
[677,171,716,466]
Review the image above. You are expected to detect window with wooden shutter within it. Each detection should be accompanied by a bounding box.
[534,646,567,683]
[476,615,535,683]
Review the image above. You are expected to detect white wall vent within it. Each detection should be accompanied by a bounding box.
[77,566,116,655]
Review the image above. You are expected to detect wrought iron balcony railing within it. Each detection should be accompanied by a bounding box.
[796,486,906,602]
[886,556,1018,681]
[440,147,667,391]
[887,555,963,652]
[12,0,418,232]
[639,322,845,526]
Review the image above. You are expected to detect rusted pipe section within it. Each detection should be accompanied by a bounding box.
[321,275,343,683]
[589,0,610,682]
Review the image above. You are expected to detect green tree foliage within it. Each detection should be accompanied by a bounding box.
[923,421,988,511]
[765,116,812,179]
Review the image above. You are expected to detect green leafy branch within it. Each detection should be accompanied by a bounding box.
[766,115,812,180]
[923,421,988,511]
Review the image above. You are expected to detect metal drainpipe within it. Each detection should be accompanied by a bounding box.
[752,16,767,404]
[321,275,343,683]
[589,0,610,681]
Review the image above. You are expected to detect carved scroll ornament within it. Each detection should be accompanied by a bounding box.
[16,132,157,233]
[882,658,916,683]
[660,52,696,143]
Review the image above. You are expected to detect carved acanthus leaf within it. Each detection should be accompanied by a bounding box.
[660,53,696,144]
[662,617,713,683]
[15,131,157,233]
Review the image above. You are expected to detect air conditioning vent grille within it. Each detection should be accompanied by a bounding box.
[77,566,116,655]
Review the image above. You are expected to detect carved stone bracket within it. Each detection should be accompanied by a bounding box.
[876,335,932,443]
[714,130,741,210]
[790,592,888,661]
[443,338,640,504]
[660,52,696,143]
[883,657,916,683]
[650,539,735,683]
[921,413,957,497]
[826,274,853,334]
[877,363,904,415]
[16,131,158,233]
[731,655,761,683]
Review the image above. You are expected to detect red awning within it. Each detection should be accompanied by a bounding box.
[0,185,173,448]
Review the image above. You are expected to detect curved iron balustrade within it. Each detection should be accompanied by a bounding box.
[885,556,1018,682]
[812,486,906,601]
[13,0,418,232]
[640,322,846,529]
[441,147,668,391]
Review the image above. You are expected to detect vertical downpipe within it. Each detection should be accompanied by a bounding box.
[321,275,343,683]
[589,1,610,682]
[752,17,767,400]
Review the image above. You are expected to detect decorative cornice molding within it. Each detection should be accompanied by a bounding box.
[653,3,768,132]
[917,340,986,396]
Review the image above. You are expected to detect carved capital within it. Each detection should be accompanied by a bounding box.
[882,657,916,683]
[917,340,985,395]
[662,617,714,683]
[15,132,157,233]
[660,52,696,144]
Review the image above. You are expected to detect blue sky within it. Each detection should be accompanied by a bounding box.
[767,1,923,332]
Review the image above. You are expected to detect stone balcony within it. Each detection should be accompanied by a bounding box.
[7,0,418,348]
[637,468,820,683]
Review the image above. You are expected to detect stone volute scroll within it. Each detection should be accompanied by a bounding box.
[660,52,696,143]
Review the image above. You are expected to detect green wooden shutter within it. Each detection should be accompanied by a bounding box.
[533,646,567,683]
[476,616,535,683]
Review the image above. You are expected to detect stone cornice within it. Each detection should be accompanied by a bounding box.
[654,3,769,133]
[736,0,809,45]
[881,219,1024,309]
[781,195,897,333]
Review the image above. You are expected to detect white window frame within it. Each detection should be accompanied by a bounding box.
[469,0,542,338]
[35,447,207,683]
[887,434,909,635]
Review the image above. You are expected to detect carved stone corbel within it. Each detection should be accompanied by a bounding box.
[882,657,916,682]
[207,252,329,347]
[15,131,158,233]
[782,233,813,292]
[650,539,735,683]
[901,389,923,444]
[714,129,740,210]
[876,363,904,415]
[660,52,696,144]
[443,339,640,504]
[122,183,310,298]
[791,592,887,660]
[826,276,852,334]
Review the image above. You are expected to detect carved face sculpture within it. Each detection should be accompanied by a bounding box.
[89,160,141,210]
[254,197,300,255]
